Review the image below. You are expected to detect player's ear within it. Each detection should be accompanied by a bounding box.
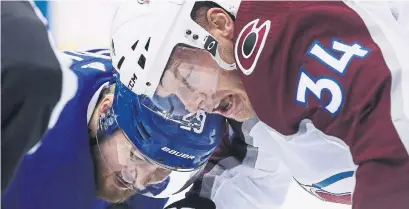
[98,95,114,117]
[207,8,234,39]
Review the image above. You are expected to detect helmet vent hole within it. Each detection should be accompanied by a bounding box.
[117,56,125,70]
[133,103,139,117]
[131,40,139,51]
[137,122,151,139]
[134,126,143,140]
[145,38,151,51]
[138,54,146,69]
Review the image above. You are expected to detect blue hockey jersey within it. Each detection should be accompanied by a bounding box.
[92,194,168,209]
[2,50,167,209]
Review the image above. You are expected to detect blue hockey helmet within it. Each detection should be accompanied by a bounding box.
[96,76,226,198]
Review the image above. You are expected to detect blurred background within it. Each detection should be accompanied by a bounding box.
[32,0,366,208]
[35,0,119,50]
[37,0,408,51]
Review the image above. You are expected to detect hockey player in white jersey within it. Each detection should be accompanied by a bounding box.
[108,1,409,209]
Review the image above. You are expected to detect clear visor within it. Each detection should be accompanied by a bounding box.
[145,46,222,125]
[96,114,205,197]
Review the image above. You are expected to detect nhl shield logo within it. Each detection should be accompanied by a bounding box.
[235,19,271,75]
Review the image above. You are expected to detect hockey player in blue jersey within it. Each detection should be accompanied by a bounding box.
[2,49,226,209]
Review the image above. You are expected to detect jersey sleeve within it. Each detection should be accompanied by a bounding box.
[342,2,409,208]
[186,121,292,209]
[1,1,78,191]
[1,1,63,191]
[291,2,409,208]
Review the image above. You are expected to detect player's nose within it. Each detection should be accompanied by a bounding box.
[184,93,214,113]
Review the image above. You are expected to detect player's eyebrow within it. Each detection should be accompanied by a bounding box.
[175,66,195,92]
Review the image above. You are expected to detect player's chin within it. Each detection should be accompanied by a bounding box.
[96,174,136,203]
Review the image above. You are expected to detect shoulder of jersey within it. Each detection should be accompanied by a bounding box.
[63,49,116,74]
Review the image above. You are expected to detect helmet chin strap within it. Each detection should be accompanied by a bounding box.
[203,35,236,71]
[213,47,236,70]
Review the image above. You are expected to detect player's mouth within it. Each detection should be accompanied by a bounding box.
[114,171,134,190]
[213,95,238,117]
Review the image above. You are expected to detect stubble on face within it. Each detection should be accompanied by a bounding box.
[92,146,136,203]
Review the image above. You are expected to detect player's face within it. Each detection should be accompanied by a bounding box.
[92,130,170,203]
[156,46,255,121]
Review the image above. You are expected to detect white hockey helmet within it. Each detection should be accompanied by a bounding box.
[110,0,240,124]
[111,0,240,95]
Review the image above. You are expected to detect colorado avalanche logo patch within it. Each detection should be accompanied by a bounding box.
[295,171,354,205]
[235,19,271,75]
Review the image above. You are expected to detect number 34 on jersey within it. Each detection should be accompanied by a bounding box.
[295,39,371,116]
